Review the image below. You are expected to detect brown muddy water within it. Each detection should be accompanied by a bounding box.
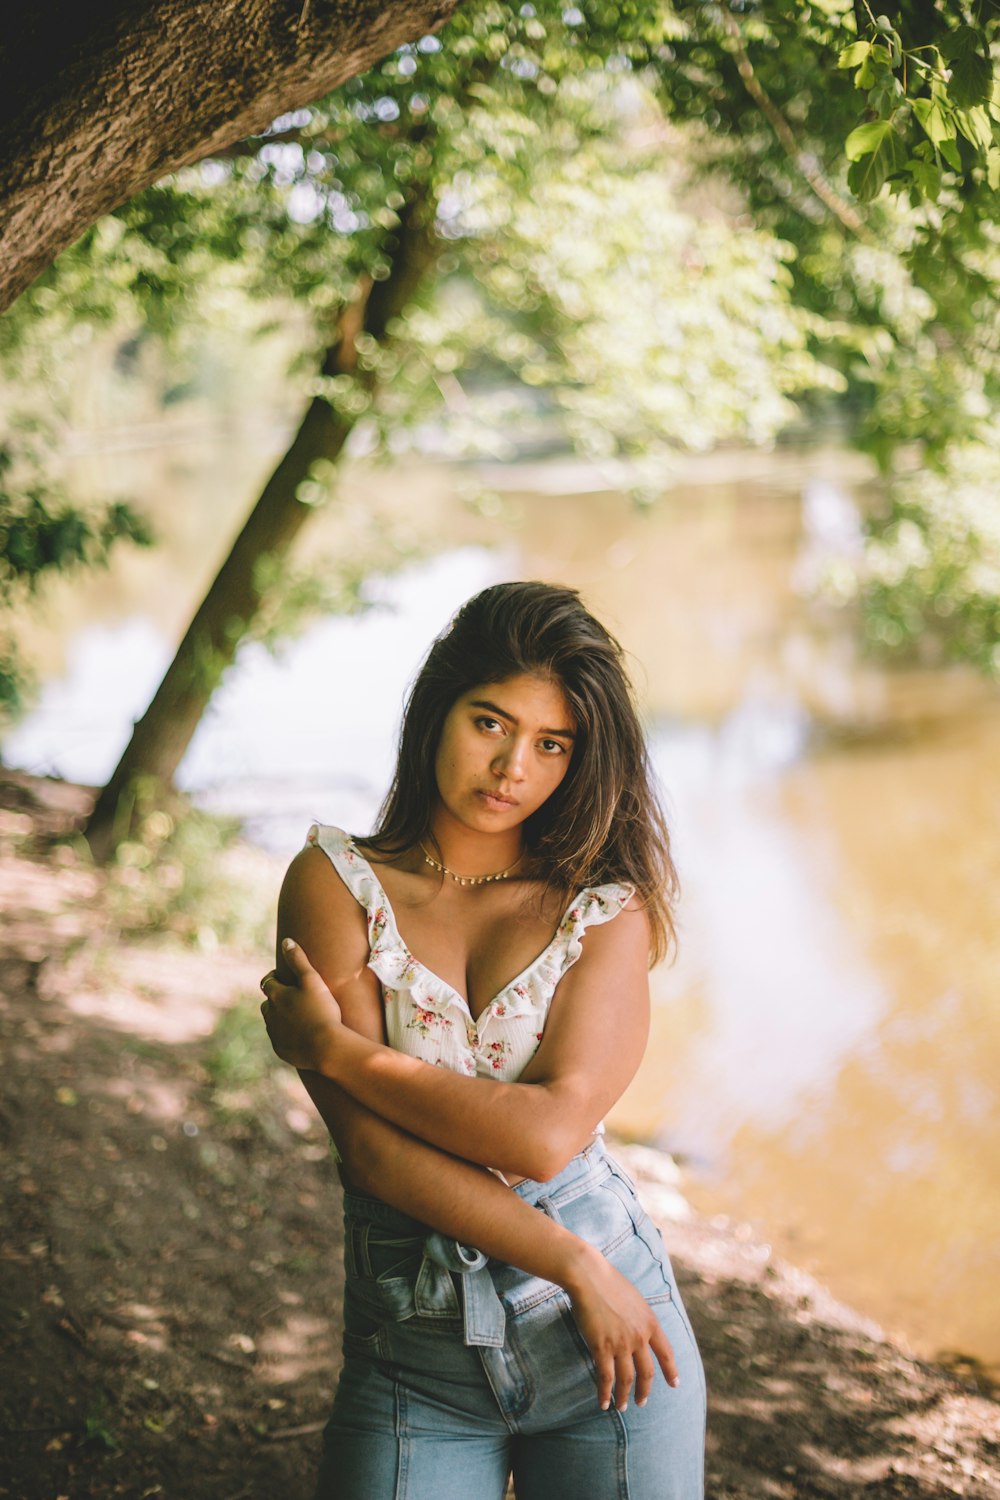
[8,432,1000,1383]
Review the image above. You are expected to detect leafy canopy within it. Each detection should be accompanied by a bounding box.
[3,0,1000,717]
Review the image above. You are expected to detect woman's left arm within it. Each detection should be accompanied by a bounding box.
[263,904,650,1182]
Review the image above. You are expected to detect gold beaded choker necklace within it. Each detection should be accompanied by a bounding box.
[419,842,522,887]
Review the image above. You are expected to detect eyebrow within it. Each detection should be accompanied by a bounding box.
[468,698,577,740]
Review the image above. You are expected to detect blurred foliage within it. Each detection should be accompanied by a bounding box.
[653,3,1000,452]
[102,791,276,951]
[649,1,1000,676]
[817,434,1000,674]
[3,0,1000,709]
[203,998,281,1093]
[0,429,152,721]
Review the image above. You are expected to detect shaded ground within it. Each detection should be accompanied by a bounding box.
[1,770,998,1499]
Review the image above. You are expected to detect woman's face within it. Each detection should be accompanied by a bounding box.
[433,673,577,835]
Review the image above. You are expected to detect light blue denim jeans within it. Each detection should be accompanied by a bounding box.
[315,1138,706,1499]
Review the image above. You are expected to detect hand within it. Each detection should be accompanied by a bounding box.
[259,938,342,1071]
[562,1242,680,1412]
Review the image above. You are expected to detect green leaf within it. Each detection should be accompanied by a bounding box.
[987,147,1000,191]
[859,42,893,89]
[949,50,994,111]
[906,157,941,201]
[856,52,877,90]
[838,41,871,69]
[939,136,962,171]
[912,96,956,146]
[869,75,904,115]
[847,123,907,200]
[939,25,983,63]
[871,22,902,68]
[955,105,993,152]
[845,119,895,161]
[938,24,993,110]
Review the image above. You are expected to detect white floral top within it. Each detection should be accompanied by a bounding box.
[306,824,635,1083]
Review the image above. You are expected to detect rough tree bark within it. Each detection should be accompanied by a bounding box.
[83,199,437,862]
[0,0,461,314]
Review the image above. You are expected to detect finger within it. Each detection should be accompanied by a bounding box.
[633,1344,656,1408]
[595,1349,614,1412]
[613,1351,635,1411]
[260,972,275,996]
[281,936,313,976]
[650,1325,680,1389]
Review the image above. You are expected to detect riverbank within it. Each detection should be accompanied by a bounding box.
[1,770,997,1498]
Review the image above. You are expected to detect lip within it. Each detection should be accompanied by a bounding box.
[476,789,518,809]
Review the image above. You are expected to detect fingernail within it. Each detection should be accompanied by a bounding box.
[619,1402,628,1413]
[600,1400,610,1411]
[637,1397,648,1407]
[670,1376,681,1388]
[282,937,296,951]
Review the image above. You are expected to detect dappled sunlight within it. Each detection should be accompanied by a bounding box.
[0,850,99,961]
[884,1389,1000,1450]
[705,1389,807,1421]
[256,1306,339,1386]
[96,1072,194,1125]
[0,853,98,912]
[797,1447,904,1486]
[61,942,263,1045]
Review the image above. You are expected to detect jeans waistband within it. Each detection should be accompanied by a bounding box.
[341,1138,614,1349]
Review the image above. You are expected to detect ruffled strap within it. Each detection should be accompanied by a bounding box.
[305,823,384,916]
[304,824,442,1004]
[555,882,636,978]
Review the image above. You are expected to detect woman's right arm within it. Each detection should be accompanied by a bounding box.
[272,848,679,1411]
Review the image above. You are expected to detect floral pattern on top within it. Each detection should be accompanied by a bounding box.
[407,1005,453,1038]
[305,823,634,1084]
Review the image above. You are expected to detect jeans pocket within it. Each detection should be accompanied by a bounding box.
[342,1280,388,1360]
[601,1172,674,1300]
[345,1254,419,1331]
[345,1221,423,1323]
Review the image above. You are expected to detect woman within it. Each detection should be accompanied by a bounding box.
[259,581,706,1500]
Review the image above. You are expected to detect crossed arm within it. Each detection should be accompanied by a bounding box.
[268,851,651,1183]
[263,846,677,1410]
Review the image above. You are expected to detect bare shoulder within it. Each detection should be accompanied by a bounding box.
[276,845,370,979]
[280,842,349,896]
[621,889,650,929]
[555,889,651,984]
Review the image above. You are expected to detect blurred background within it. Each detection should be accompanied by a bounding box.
[3,1,999,1393]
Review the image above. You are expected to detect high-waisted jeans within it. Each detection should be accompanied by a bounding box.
[315,1138,706,1500]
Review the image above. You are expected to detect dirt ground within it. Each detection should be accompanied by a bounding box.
[1,770,998,1500]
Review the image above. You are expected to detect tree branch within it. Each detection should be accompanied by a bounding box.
[720,12,876,245]
[0,0,462,312]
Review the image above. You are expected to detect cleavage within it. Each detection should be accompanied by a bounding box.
[376,870,551,1019]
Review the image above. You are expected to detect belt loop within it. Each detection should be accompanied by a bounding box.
[537,1195,562,1225]
[354,1221,373,1277]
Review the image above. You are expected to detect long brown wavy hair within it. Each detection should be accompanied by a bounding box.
[362,581,679,965]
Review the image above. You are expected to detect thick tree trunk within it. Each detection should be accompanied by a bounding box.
[0,0,461,313]
[84,203,437,862]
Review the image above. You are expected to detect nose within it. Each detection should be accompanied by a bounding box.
[492,736,528,783]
